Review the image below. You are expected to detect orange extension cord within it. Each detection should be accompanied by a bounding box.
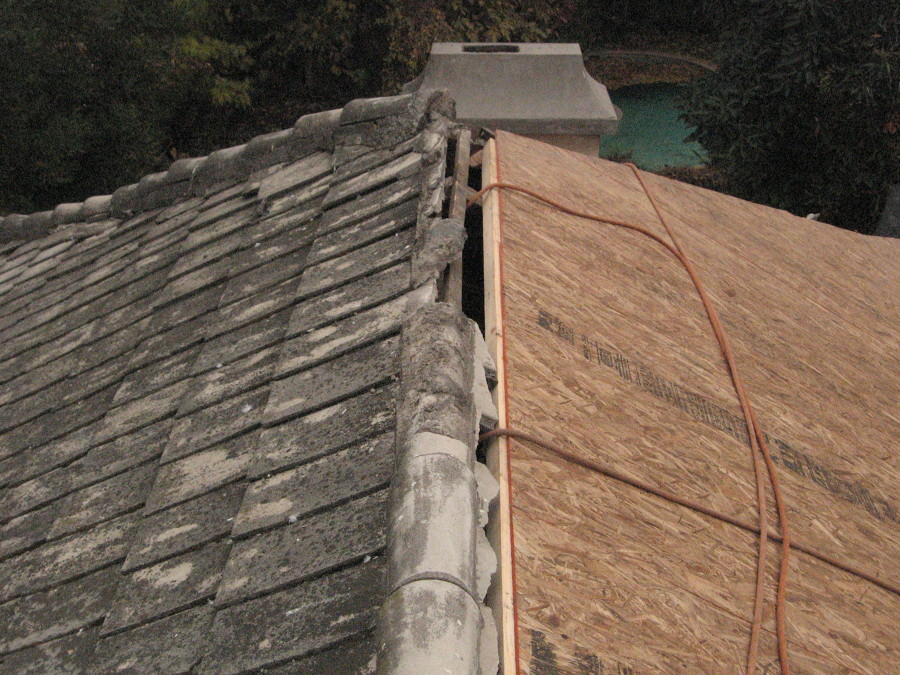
[468,163,797,674]
[479,427,900,599]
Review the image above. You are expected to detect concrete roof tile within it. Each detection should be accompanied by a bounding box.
[252,633,377,675]
[201,560,384,675]
[0,502,59,562]
[64,419,174,493]
[287,261,411,335]
[89,606,212,675]
[278,283,434,377]
[317,173,421,235]
[257,152,333,202]
[53,202,84,226]
[177,345,278,416]
[233,430,395,538]
[207,278,297,341]
[101,541,230,634]
[299,228,414,298]
[251,384,397,479]
[48,461,157,539]
[80,194,113,220]
[147,435,253,511]
[261,173,332,217]
[193,308,291,373]
[263,334,400,427]
[0,626,98,675]
[306,196,418,266]
[123,483,244,572]
[293,108,341,137]
[0,511,138,601]
[216,247,311,306]
[0,568,118,653]
[322,151,422,209]
[0,90,483,673]
[216,490,389,605]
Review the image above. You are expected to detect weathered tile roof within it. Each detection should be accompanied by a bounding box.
[0,90,499,674]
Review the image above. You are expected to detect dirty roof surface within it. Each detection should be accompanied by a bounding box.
[0,91,458,674]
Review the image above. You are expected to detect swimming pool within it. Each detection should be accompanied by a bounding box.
[601,82,707,170]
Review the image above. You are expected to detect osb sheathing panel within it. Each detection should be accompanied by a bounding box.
[490,131,899,673]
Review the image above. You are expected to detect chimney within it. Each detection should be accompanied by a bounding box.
[403,42,620,156]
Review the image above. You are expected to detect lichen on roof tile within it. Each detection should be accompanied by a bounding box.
[0,89,488,674]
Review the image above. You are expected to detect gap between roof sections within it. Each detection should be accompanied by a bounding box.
[442,127,488,334]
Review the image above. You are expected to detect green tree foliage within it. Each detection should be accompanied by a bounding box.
[681,0,899,232]
[1,0,576,213]
[216,0,575,112]
[0,0,250,213]
[379,0,575,92]
[215,0,388,111]
[15,0,895,234]
[565,0,713,46]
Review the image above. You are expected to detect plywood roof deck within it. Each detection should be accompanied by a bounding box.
[483,131,899,673]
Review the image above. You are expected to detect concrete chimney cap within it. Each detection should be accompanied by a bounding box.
[402,42,619,136]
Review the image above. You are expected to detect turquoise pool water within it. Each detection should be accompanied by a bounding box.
[601,82,707,170]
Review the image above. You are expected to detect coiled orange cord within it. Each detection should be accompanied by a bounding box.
[468,163,792,674]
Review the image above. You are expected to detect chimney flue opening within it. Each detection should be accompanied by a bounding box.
[462,44,520,53]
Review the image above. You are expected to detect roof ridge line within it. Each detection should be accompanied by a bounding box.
[0,106,339,245]
[0,88,454,247]
[365,100,499,674]
[377,303,484,675]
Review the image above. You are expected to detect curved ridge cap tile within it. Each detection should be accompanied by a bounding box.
[336,90,456,154]
[241,128,296,174]
[0,211,54,243]
[0,111,335,244]
[207,143,248,165]
[137,170,180,197]
[52,202,84,227]
[81,194,113,220]
[0,216,19,244]
[340,90,454,127]
[24,210,55,232]
[168,156,206,182]
[246,128,293,153]
[377,580,482,675]
[387,449,479,597]
[3,214,25,229]
[110,182,142,217]
[409,87,456,121]
[138,170,168,187]
[379,302,483,673]
[341,93,415,125]
[190,143,248,195]
[294,108,342,136]
[0,92,454,244]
